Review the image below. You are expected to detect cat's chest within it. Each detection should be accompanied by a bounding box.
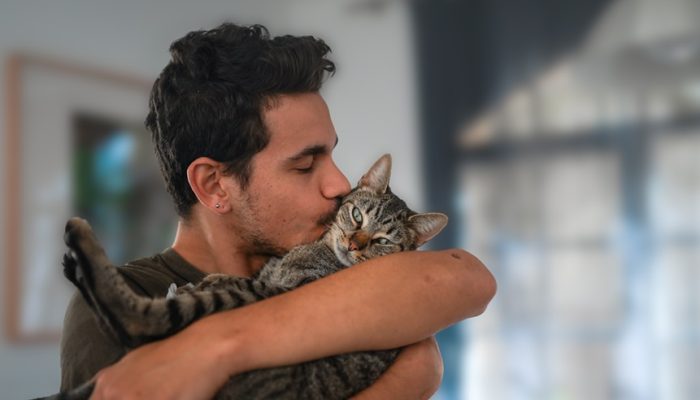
[257,243,342,288]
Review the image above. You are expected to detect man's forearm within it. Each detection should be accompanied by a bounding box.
[88,249,494,400]
[200,249,495,375]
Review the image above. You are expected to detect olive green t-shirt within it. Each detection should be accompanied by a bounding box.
[59,248,206,391]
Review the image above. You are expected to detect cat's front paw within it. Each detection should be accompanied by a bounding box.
[62,251,79,285]
[198,273,242,291]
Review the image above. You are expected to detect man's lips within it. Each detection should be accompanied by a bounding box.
[317,199,341,227]
[318,215,335,230]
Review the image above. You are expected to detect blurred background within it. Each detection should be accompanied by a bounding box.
[1,0,699,398]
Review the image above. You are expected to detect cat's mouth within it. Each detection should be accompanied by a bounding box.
[334,239,370,267]
[331,236,355,267]
[335,245,353,266]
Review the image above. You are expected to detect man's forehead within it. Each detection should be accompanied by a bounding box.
[258,92,338,161]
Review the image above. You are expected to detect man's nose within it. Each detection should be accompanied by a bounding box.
[322,160,351,199]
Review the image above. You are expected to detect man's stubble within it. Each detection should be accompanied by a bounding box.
[227,188,340,259]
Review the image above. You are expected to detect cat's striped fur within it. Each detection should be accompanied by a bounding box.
[50,154,448,400]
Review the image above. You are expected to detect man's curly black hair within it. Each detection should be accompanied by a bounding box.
[145,23,335,218]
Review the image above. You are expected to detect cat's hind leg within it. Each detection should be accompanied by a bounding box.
[63,218,280,347]
[62,218,121,313]
[63,217,175,347]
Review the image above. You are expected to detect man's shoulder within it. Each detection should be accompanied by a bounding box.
[118,249,206,298]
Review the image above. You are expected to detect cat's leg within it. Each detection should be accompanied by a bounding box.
[63,218,283,347]
[63,217,149,347]
[64,217,211,346]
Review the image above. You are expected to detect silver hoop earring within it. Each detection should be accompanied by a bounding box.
[215,203,221,209]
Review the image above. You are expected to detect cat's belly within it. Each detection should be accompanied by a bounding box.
[214,350,398,400]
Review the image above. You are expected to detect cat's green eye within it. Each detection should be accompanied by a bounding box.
[374,237,391,245]
[351,206,363,225]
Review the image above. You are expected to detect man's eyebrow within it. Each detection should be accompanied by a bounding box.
[287,136,339,162]
[287,144,328,162]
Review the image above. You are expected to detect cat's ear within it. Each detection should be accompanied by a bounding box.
[358,154,392,194]
[408,213,448,247]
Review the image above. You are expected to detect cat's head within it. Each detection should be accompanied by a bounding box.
[326,154,448,266]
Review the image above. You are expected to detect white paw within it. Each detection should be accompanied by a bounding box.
[166,283,178,299]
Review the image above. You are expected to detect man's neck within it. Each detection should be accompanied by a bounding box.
[171,218,270,277]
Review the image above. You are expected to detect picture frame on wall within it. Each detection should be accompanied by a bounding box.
[4,54,176,342]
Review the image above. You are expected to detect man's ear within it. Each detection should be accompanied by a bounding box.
[186,157,232,213]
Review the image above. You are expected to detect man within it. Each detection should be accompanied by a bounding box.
[60,23,496,399]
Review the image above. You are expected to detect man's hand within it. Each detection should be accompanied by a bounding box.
[351,337,443,400]
[89,320,237,400]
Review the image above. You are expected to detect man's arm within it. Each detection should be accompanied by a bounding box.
[351,337,443,400]
[90,249,496,400]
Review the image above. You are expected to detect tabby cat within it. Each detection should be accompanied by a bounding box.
[51,154,447,400]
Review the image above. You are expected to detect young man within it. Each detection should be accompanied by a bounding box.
[60,23,496,399]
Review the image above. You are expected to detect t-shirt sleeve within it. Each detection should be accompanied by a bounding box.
[59,291,125,391]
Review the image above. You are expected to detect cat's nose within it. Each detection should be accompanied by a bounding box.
[348,232,369,251]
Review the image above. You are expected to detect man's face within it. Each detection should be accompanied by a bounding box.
[223,92,351,256]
